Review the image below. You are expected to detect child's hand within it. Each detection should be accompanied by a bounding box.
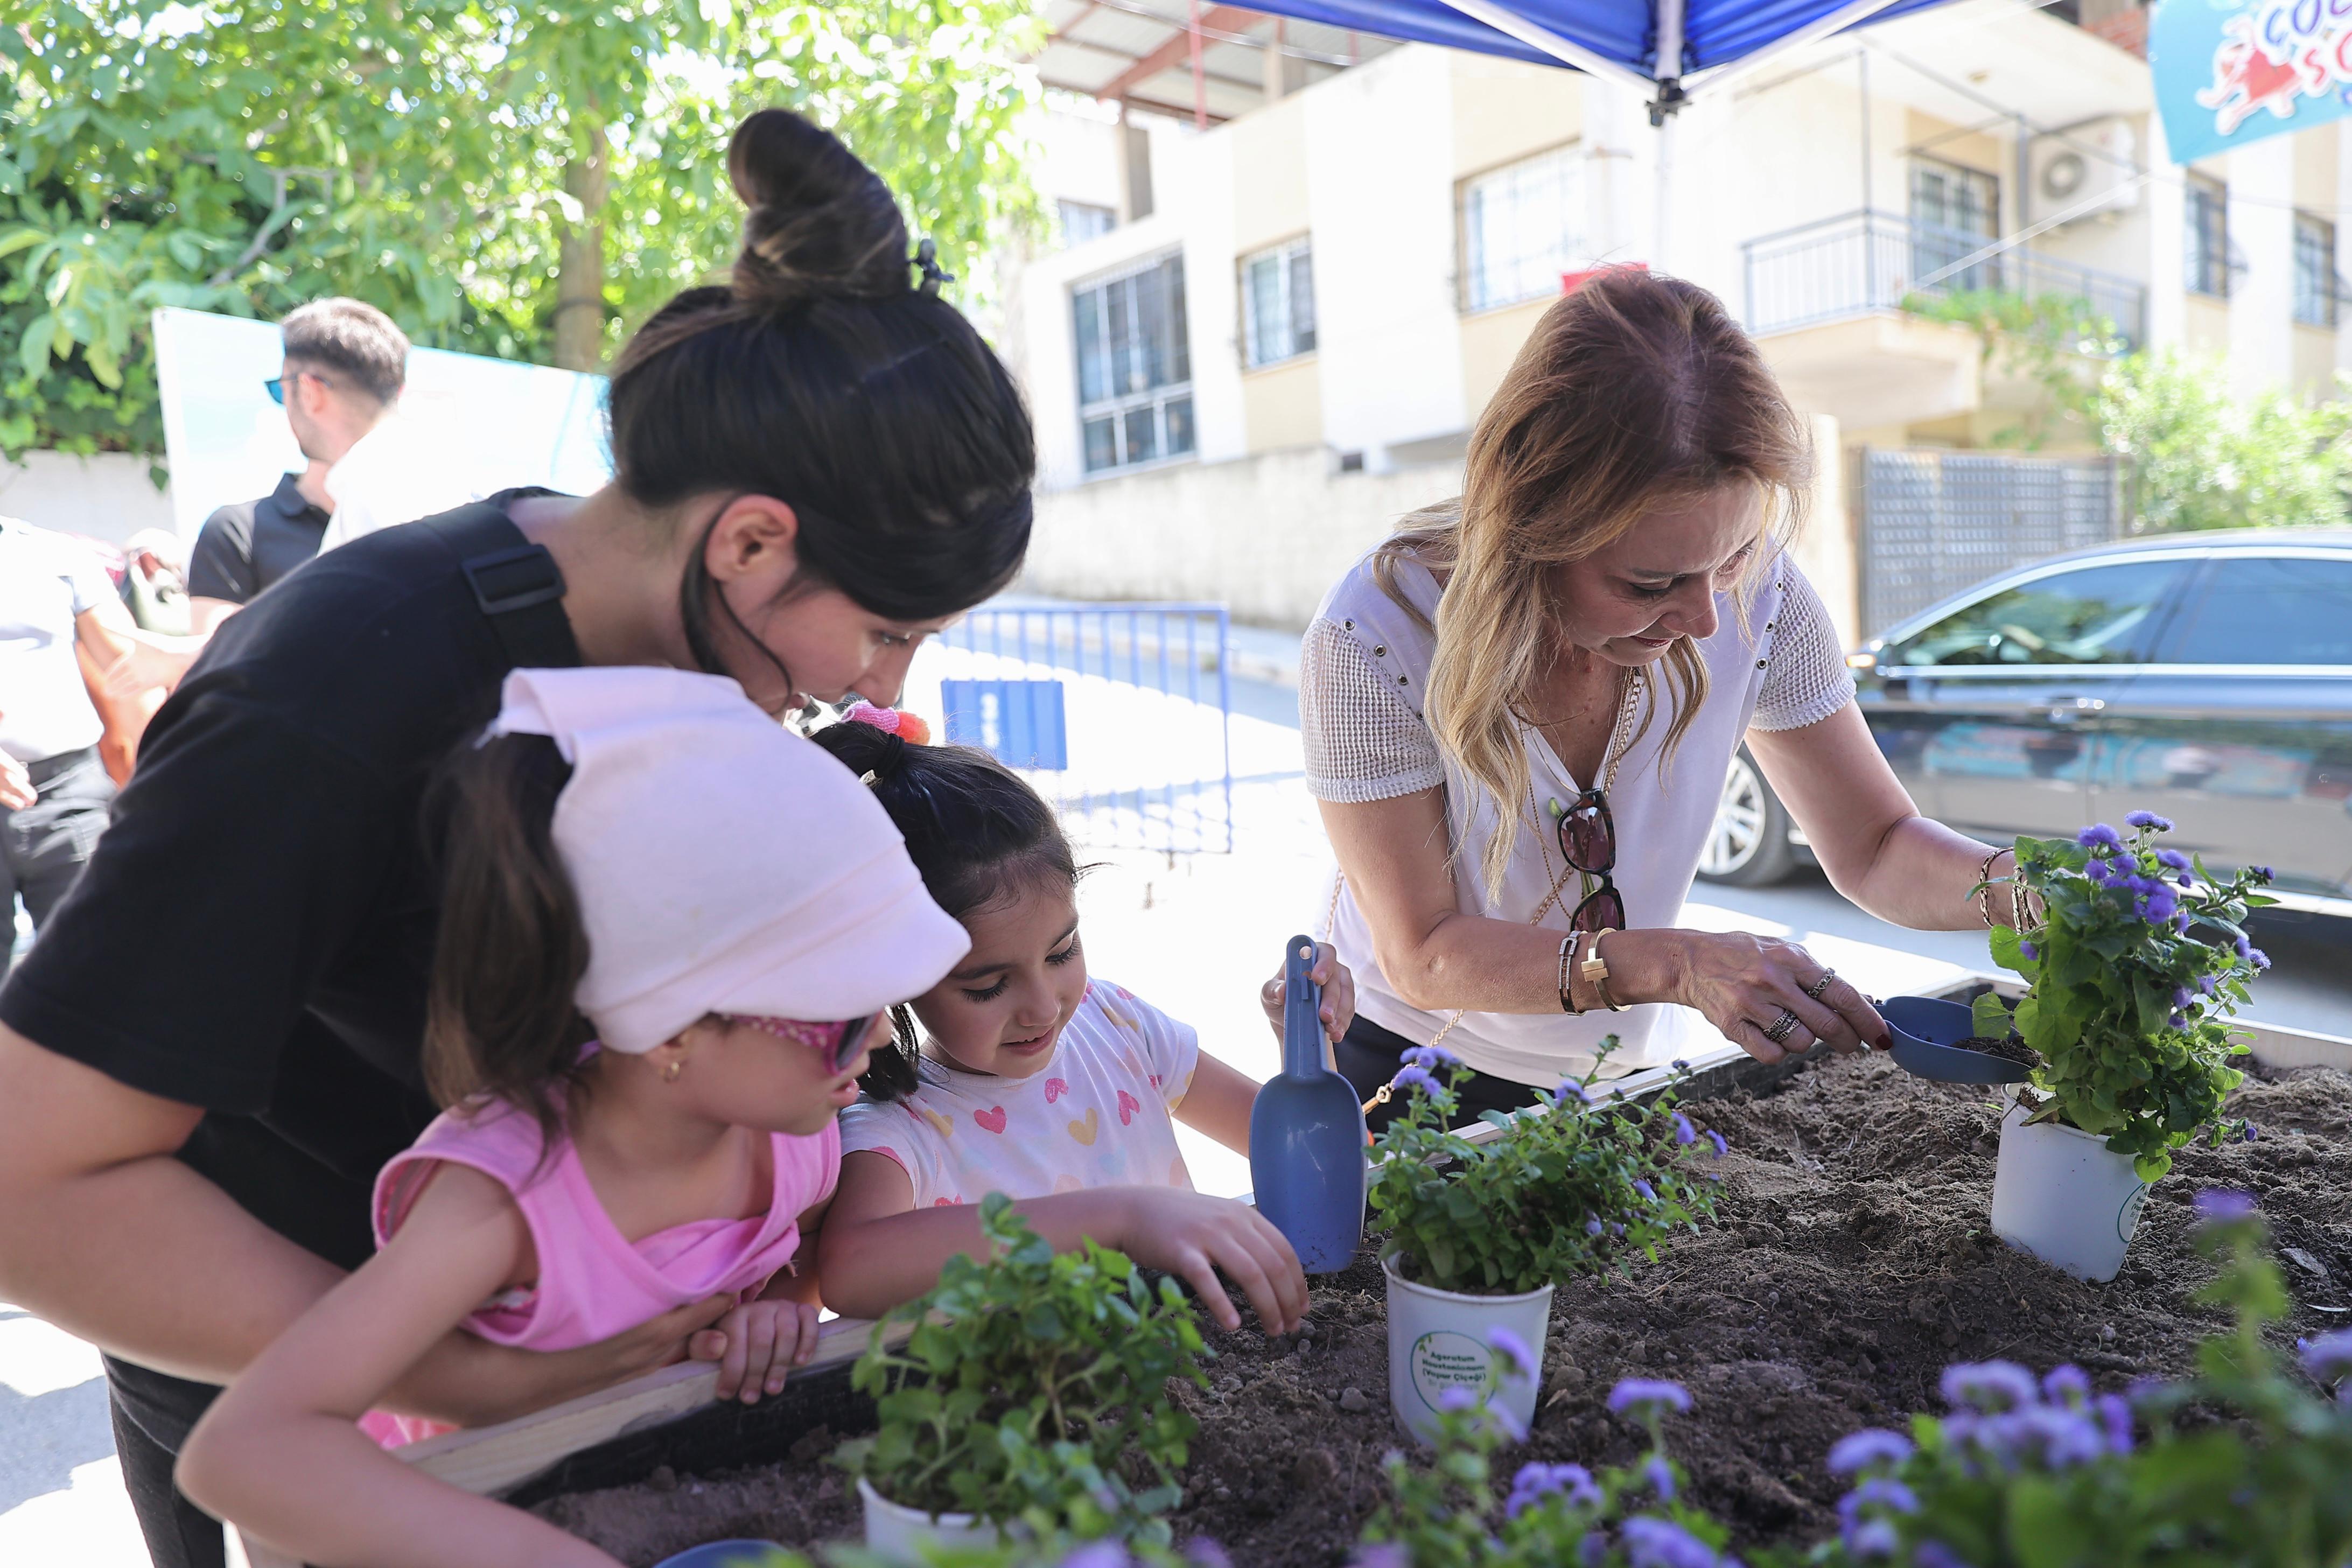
[1118,1188,1308,1335]
[1259,940,1355,1045]
[693,1298,821,1403]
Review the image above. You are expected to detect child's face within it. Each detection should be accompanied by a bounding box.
[908,877,1087,1080]
[667,1016,877,1138]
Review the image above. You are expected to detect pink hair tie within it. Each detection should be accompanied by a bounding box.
[845,702,932,745]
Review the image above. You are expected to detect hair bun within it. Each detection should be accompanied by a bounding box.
[729,108,912,311]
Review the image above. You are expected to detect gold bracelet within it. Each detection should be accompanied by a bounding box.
[1579,927,1628,1012]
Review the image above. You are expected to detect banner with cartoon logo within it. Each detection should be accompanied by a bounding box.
[2153,0,2352,163]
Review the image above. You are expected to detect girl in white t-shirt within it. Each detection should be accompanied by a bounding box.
[810,705,1353,1334]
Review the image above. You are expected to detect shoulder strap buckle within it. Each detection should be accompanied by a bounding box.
[460,543,566,619]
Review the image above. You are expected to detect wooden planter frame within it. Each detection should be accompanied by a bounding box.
[226,975,2352,1567]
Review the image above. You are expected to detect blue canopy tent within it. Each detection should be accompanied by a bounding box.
[1220,0,1952,122]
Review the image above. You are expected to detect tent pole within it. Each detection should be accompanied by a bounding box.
[1653,0,1685,266]
[1189,0,1207,129]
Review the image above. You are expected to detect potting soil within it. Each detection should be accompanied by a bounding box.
[534,1051,2352,1566]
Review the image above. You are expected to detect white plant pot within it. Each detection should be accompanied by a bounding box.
[1988,1089,2150,1284]
[1383,1254,1553,1446]
[857,1475,1002,1563]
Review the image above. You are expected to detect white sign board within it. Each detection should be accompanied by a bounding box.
[150,306,613,542]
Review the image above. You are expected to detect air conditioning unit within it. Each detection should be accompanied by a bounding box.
[2026,118,2140,226]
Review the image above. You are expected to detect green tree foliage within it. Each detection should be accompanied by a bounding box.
[1,1,1042,460]
[2095,349,2352,533]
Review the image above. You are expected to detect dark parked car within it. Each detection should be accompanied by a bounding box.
[1698,529,2352,920]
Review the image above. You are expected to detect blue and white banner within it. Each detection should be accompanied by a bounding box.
[2152,0,2352,164]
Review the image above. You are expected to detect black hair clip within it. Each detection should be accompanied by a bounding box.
[915,238,956,298]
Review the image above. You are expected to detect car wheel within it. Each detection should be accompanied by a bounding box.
[1697,748,1798,886]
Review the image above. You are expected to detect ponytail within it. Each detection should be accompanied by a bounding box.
[424,733,597,1135]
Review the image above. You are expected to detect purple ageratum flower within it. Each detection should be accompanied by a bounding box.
[1578,1533,1609,1568]
[1641,1454,1678,1501]
[1672,1109,1698,1146]
[1486,1398,1530,1444]
[1608,1378,1694,1419]
[2018,940,2039,960]
[2173,986,2195,1009]
[1505,1461,1601,1518]
[2079,823,2124,851]
[2243,1122,2260,1143]
[2175,907,2194,931]
[2095,1393,2134,1454]
[2250,946,2272,971]
[1437,1385,1482,1413]
[1586,1217,1606,1237]
[1635,1178,1659,1203]
[2254,864,2276,882]
[2041,1364,2092,1408]
[2301,1328,2352,1384]
[1389,1065,1437,1097]
[2194,1188,2257,1223]
[1351,1545,1410,1568]
[2157,848,2192,871]
[1838,1478,1921,1521]
[1552,1079,1597,1108]
[2125,810,2174,831]
[1827,1428,1915,1476]
[1707,1128,1728,1157]
[1059,1544,1132,1568]
[2169,1011,2188,1028]
[1842,1517,1900,1561]
[2235,932,2254,960]
[1621,1517,1720,1568]
[1940,1361,2039,1415]
[2017,1406,2109,1468]
[1488,1325,1538,1384]
[1913,1544,1976,1568]
[2142,885,2179,924]
[2199,972,2220,995]
[1401,1045,1460,1072]
[2085,857,2112,883]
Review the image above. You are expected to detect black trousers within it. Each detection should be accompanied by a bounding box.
[105,1356,227,1568]
[1,746,113,984]
[1333,1013,1544,1132]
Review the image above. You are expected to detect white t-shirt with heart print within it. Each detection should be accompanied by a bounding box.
[837,978,1202,1209]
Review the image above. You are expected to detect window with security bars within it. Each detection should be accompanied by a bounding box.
[1241,239,1316,367]
[2187,174,2230,298]
[2295,213,2338,328]
[1460,145,1587,313]
[1909,158,2001,293]
[1073,254,1194,475]
[1059,200,1116,248]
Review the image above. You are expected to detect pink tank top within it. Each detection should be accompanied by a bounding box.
[359,1093,839,1447]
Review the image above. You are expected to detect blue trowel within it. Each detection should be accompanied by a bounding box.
[1882,995,2035,1085]
[1249,934,1369,1274]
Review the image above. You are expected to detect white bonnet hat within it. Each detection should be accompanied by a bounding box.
[487,667,970,1054]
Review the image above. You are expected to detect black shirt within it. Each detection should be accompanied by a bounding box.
[187,473,331,604]
[0,494,578,1271]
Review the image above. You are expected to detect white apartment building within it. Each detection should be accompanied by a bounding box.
[1006,0,2352,645]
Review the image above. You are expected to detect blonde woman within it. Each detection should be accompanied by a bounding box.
[1303,270,2033,1125]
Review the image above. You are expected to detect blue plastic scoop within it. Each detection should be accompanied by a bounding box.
[652,1541,787,1568]
[1882,996,2034,1085]
[1249,934,1369,1274]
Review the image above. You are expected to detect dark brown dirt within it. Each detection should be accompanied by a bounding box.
[1955,1034,2040,1069]
[537,1053,2352,1566]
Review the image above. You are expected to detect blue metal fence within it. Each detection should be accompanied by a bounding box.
[928,601,1235,854]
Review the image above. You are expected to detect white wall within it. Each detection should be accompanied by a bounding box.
[0,452,177,546]
[1020,446,1462,625]
[2228,135,2297,395]
[1304,46,1468,466]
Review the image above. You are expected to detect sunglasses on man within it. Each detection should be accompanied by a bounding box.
[263,370,334,405]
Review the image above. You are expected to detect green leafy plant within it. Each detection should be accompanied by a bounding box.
[1975,813,2274,1180]
[1901,288,2123,451]
[1357,1335,1741,1568]
[835,1193,1208,1545]
[1816,1194,2352,1567]
[2095,351,2352,534]
[1367,1045,1725,1296]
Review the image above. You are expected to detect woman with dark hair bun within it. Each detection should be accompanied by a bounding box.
[0,107,1031,1568]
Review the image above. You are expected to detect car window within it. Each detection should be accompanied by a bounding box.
[2162,555,2352,666]
[1889,559,2190,668]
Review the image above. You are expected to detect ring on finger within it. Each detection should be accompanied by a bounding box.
[1802,968,1838,1002]
[1762,1009,1803,1045]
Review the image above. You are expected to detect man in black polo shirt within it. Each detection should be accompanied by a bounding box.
[184,462,331,626]
[185,297,409,629]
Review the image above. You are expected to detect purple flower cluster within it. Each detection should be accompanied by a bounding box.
[1504,1460,1600,1518]
[1619,1515,1737,1568]
[1640,1453,1677,1501]
[1488,1325,1537,1384]
[2124,810,2175,831]
[1607,1377,1693,1419]
[1401,1045,1460,1072]
[1671,1109,1698,1146]
[2078,823,2125,852]
[1388,1065,1437,1097]
[2300,1328,2352,1387]
[1826,1427,1914,1476]
[2194,1188,2256,1222]
[1706,1128,1728,1158]
[1837,1476,1920,1559]
[1938,1361,2039,1414]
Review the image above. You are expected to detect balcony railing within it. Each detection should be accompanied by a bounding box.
[1742,210,2148,351]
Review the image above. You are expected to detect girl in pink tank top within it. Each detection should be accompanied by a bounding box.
[177,668,971,1567]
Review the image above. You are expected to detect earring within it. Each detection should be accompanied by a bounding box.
[662,1059,684,1084]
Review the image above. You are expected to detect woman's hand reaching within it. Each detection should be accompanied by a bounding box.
[1669,930,1891,1063]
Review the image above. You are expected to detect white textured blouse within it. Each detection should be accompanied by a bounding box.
[1299,547,1853,1086]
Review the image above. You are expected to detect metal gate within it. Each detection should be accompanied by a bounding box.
[1857,449,2117,637]
[915,602,1235,854]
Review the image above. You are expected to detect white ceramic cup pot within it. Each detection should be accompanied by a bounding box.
[857,1476,1003,1563]
[1987,1089,2150,1284]
[1383,1255,1555,1445]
